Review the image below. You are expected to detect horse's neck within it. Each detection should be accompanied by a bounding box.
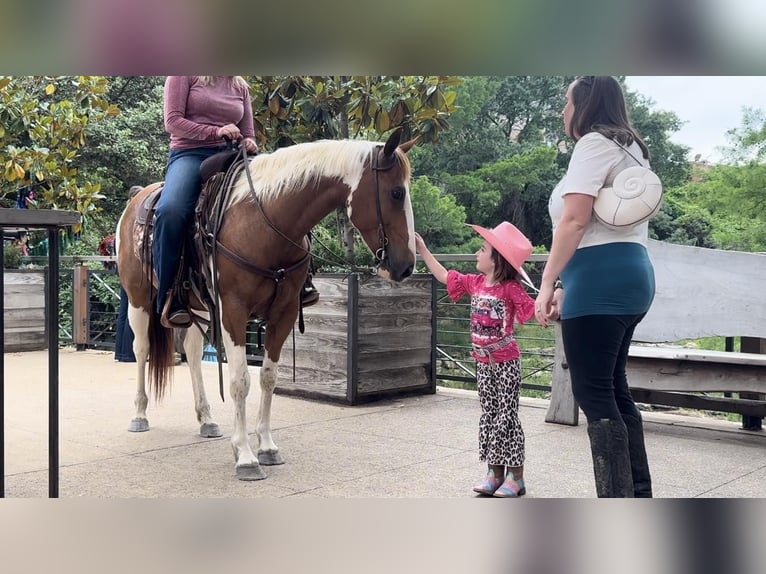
[271,181,349,238]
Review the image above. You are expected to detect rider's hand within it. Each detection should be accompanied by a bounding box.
[242,138,259,154]
[217,123,242,141]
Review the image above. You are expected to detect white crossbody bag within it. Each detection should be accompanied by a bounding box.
[593,140,663,230]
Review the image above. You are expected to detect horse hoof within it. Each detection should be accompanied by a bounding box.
[258,449,284,466]
[128,418,149,432]
[235,463,267,481]
[200,423,222,438]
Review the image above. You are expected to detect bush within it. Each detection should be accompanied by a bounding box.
[4,243,22,269]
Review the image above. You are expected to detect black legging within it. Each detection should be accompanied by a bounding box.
[560,313,645,422]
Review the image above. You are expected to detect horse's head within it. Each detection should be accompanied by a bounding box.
[349,129,417,282]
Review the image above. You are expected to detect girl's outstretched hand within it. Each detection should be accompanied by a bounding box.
[414,232,426,253]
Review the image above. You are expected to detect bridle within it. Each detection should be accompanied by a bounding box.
[229,143,400,276]
[370,145,398,266]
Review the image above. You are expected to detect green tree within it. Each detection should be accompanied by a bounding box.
[410,176,470,252]
[77,76,167,240]
[624,87,691,189]
[245,76,461,260]
[441,145,560,247]
[412,76,571,178]
[0,76,119,227]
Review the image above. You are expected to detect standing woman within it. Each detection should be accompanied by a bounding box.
[536,76,655,497]
[154,76,258,328]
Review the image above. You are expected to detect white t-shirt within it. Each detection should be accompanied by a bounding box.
[548,131,650,248]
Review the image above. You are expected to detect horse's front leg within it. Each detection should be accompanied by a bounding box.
[222,328,267,480]
[181,324,222,438]
[255,355,283,465]
[128,306,151,432]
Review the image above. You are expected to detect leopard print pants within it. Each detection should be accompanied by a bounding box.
[476,359,524,467]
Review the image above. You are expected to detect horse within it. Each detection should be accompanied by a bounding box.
[116,129,416,480]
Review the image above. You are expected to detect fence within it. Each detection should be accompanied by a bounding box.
[23,253,765,424]
[23,256,267,364]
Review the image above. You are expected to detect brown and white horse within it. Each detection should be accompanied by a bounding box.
[116,130,416,480]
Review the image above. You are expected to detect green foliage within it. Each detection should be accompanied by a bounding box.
[78,76,167,229]
[246,76,461,148]
[441,145,560,247]
[3,242,21,268]
[623,87,691,189]
[411,76,570,177]
[0,76,119,226]
[410,176,470,251]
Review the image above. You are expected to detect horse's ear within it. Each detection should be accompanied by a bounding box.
[383,128,403,158]
[398,136,420,154]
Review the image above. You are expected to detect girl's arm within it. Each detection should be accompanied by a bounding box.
[414,233,449,284]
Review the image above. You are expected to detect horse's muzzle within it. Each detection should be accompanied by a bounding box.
[377,259,413,282]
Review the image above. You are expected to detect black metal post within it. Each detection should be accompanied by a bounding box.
[47,229,59,497]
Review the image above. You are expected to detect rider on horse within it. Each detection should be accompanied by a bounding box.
[156,76,318,328]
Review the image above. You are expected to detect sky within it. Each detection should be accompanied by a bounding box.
[625,76,766,163]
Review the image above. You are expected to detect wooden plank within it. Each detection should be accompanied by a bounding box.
[628,356,766,394]
[0,208,81,227]
[634,239,766,342]
[356,366,432,395]
[629,345,766,366]
[3,331,47,352]
[357,349,432,371]
[630,389,766,418]
[545,321,580,425]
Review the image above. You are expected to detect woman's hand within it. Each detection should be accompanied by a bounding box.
[242,137,259,154]
[217,123,242,141]
[549,286,563,321]
[535,284,564,327]
[534,283,555,327]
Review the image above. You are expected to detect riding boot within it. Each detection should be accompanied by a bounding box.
[622,411,653,498]
[301,273,320,307]
[586,418,634,498]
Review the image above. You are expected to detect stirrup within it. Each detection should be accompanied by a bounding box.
[160,293,192,329]
[301,276,319,307]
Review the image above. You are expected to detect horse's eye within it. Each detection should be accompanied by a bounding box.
[391,186,405,201]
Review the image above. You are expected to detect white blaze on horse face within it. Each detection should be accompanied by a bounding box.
[404,182,415,257]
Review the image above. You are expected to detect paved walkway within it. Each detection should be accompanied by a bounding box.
[3,348,765,497]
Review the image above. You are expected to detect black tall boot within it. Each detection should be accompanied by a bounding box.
[586,418,634,498]
[622,411,653,498]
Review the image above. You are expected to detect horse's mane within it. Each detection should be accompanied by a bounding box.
[227,139,409,208]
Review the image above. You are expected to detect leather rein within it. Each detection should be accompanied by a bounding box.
[219,143,396,284]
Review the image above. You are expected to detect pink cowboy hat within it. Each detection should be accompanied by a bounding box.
[469,221,535,288]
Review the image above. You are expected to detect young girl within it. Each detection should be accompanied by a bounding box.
[415,222,536,497]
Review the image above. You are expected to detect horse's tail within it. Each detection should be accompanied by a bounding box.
[147,306,174,401]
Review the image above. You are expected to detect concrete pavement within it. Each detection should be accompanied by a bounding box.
[3,348,765,497]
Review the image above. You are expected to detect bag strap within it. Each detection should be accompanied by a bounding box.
[611,138,646,167]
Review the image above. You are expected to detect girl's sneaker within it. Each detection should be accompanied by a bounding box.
[472,469,503,496]
[493,471,526,498]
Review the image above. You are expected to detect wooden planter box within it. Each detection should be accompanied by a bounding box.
[277,273,436,404]
[4,268,47,352]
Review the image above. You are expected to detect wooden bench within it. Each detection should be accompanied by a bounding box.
[545,239,766,427]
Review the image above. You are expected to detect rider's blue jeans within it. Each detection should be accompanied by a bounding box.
[153,146,223,314]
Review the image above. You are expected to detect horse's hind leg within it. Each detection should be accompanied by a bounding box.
[181,326,222,438]
[128,306,151,432]
[223,329,266,480]
[255,356,283,465]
